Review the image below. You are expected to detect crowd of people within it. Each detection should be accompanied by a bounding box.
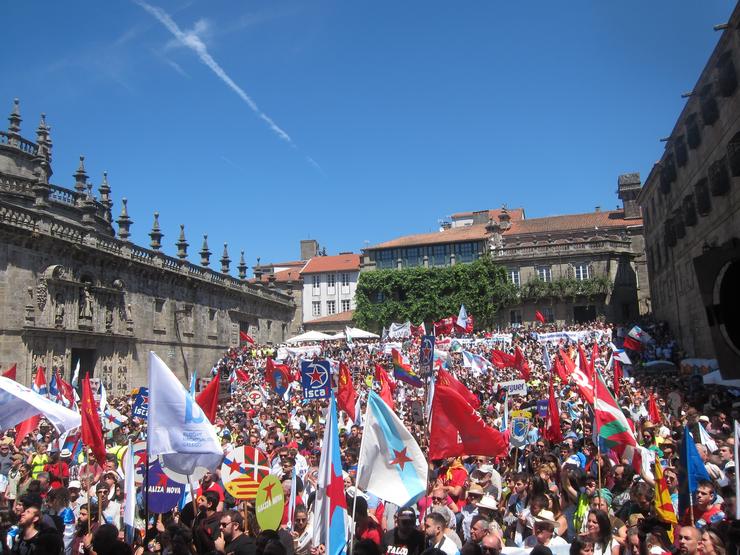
[1,319,739,555]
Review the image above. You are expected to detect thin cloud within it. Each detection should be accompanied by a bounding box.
[135,0,292,143]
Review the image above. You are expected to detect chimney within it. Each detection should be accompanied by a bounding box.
[300,239,319,261]
[617,173,642,220]
[595,206,601,212]
[498,207,511,231]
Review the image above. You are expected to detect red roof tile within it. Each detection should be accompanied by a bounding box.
[305,310,354,324]
[249,267,303,284]
[504,210,641,235]
[365,225,489,250]
[300,254,361,274]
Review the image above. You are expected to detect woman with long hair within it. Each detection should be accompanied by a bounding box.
[570,536,595,555]
[582,510,616,555]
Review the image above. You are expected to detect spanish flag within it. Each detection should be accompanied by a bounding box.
[654,460,677,540]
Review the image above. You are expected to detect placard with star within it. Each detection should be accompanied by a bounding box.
[300,359,331,399]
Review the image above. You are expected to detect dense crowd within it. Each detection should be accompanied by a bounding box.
[1,319,739,555]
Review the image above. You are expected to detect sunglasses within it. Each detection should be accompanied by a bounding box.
[432,496,445,502]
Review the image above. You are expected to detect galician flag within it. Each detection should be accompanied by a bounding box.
[462,351,490,376]
[357,391,427,507]
[147,352,223,475]
[312,394,348,555]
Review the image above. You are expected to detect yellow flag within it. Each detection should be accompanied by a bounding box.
[654,460,677,540]
[365,375,374,388]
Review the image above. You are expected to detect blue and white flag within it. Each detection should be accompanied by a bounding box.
[312,394,348,555]
[123,440,137,544]
[71,360,81,389]
[500,391,509,433]
[462,351,490,375]
[357,391,427,507]
[286,467,297,530]
[49,372,60,401]
[147,352,223,475]
[678,425,710,516]
[456,305,468,330]
[542,346,552,373]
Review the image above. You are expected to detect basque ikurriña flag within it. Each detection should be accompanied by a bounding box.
[312,394,348,555]
[356,391,427,507]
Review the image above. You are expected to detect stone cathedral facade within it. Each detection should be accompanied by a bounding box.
[0,99,295,392]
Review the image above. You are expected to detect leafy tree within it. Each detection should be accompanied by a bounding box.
[354,255,517,332]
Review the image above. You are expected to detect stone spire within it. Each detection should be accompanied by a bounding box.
[176,224,189,259]
[117,198,133,241]
[200,235,211,267]
[220,243,231,274]
[74,156,88,194]
[7,99,21,141]
[98,172,112,223]
[237,250,247,279]
[35,114,49,158]
[149,212,163,251]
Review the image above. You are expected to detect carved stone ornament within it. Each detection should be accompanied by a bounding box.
[36,280,48,311]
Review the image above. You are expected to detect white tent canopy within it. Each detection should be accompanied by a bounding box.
[285,331,334,344]
[331,327,380,340]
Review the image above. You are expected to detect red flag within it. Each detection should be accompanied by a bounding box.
[374,364,394,409]
[454,315,474,334]
[437,368,480,409]
[490,350,516,369]
[578,344,593,381]
[623,335,643,352]
[15,415,40,447]
[544,376,563,443]
[429,384,507,459]
[336,362,357,421]
[240,330,255,344]
[513,346,530,381]
[433,317,455,336]
[235,369,249,382]
[2,363,16,380]
[535,311,546,324]
[410,323,426,336]
[566,347,595,406]
[196,373,220,423]
[613,358,622,397]
[81,375,106,466]
[266,358,291,389]
[55,371,75,407]
[591,343,600,376]
[647,391,661,424]
[553,353,569,382]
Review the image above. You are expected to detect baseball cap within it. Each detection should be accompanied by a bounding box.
[397,508,416,521]
[68,481,81,490]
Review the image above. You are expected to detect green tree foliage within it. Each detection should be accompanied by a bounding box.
[354,256,518,332]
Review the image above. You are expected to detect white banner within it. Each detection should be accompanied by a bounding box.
[498,379,527,396]
[277,345,323,360]
[387,322,411,339]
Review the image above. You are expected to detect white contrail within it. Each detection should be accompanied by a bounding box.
[136,0,292,143]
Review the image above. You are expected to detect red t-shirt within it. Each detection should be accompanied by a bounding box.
[196,482,225,503]
[440,467,468,511]
[44,462,70,489]
[358,519,382,545]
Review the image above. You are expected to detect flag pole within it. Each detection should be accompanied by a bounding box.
[86,448,93,526]
[595,370,602,492]
[348,396,372,555]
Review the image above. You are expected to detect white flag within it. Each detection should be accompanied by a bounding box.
[697,422,718,454]
[457,305,468,330]
[0,376,80,435]
[147,352,223,475]
[123,441,137,543]
[71,360,81,388]
[387,322,411,339]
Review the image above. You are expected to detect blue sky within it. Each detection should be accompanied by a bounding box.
[1,1,734,270]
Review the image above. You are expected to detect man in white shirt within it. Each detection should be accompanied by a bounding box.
[523,511,568,549]
[424,512,459,555]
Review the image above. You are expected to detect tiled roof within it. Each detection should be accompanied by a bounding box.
[249,267,303,284]
[505,210,642,235]
[300,254,361,274]
[451,208,526,222]
[364,210,641,250]
[305,310,354,324]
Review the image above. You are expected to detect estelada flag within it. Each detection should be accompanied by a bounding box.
[429,384,507,459]
[436,369,479,409]
[81,374,107,465]
[336,362,357,421]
